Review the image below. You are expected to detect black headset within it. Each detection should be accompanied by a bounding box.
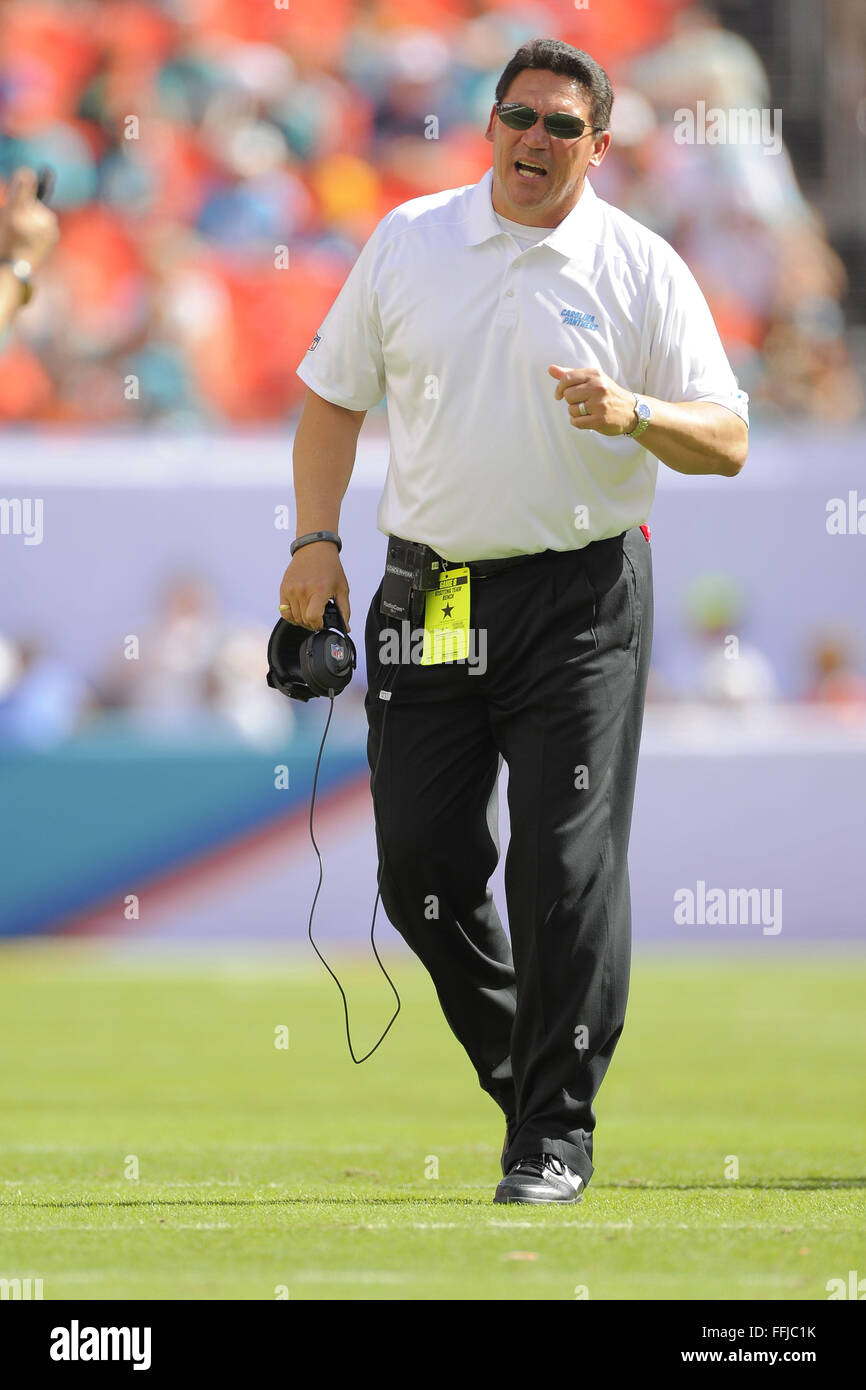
[266,598,356,701]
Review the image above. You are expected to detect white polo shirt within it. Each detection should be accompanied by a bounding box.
[296,167,749,561]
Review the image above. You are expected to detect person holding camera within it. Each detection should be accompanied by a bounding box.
[0,167,59,335]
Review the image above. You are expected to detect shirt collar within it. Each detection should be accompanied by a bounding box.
[466,166,604,256]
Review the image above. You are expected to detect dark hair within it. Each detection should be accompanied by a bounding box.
[495,38,614,131]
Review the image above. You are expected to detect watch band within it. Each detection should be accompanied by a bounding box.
[0,258,34,306]
[290,530,342,557]
[625,393,650,440]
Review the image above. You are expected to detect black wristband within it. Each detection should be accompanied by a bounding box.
[290,530,342,557]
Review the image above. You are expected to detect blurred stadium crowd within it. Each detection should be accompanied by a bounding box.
[0,574,301,747]
[0,0,863,427]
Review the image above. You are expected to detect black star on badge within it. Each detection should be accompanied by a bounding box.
[441,603,454,618]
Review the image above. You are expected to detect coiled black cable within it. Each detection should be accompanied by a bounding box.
[305,665,401,1062]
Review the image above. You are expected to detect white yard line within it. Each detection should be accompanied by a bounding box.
[3,1220,829,1232]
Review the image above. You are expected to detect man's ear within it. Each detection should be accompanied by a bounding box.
[589,130,612,168]
[483,106,496,143]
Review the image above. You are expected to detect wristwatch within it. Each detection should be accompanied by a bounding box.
[0,258,35,306]
[624,393,651,440]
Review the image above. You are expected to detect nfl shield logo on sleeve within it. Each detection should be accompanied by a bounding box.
[308,333,321,352]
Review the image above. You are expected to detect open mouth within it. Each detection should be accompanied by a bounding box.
[514,159,548,181]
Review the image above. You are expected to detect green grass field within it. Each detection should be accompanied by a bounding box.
[1,942,864,1301]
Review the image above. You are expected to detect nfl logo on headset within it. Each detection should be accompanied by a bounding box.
[331,641,345,661]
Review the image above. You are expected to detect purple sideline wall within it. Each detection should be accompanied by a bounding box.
[2,426,865,945]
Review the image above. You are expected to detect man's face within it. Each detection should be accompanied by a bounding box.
[484,68,611,227]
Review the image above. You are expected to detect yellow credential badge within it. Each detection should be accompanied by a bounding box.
[420,566,471,665]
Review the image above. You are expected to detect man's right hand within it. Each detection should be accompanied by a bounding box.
[278,542,351,631]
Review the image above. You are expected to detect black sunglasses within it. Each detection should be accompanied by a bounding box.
[496,101,603,140]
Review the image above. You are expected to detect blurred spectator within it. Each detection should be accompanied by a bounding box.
[674,574,780,704]
[624,3,862,421]
[0,165,59,336]
[101,574,225,724]
[0,633,93,745]
[210,626,297,746]
[99,572,294,744]
[804,627,866,709]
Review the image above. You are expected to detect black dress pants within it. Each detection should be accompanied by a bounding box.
[363,526,653,1188]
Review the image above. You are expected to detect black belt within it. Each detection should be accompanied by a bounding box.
[441,533,628,578]
[441,551,552,579]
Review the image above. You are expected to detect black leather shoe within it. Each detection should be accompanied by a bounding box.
[494,1152,584,1204]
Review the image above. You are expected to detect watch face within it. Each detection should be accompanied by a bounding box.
[637,402,651,421]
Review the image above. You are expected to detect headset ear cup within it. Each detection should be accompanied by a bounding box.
[298,633,325,696]
[300,630,354,696]
[329,627,356,692]
[267,618,310,698]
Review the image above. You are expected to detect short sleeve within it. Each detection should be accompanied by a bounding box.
[642,247,750,426]
[296,223,387,411]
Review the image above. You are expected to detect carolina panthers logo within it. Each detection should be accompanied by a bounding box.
[560,309,599,330]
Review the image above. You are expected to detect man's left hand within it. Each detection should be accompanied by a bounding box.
[548,364,636,436]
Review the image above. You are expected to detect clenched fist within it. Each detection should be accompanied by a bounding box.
[548,364,637,436]
[278,541,351,632]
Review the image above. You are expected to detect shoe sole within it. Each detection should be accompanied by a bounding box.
[493,1190,583,1205]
